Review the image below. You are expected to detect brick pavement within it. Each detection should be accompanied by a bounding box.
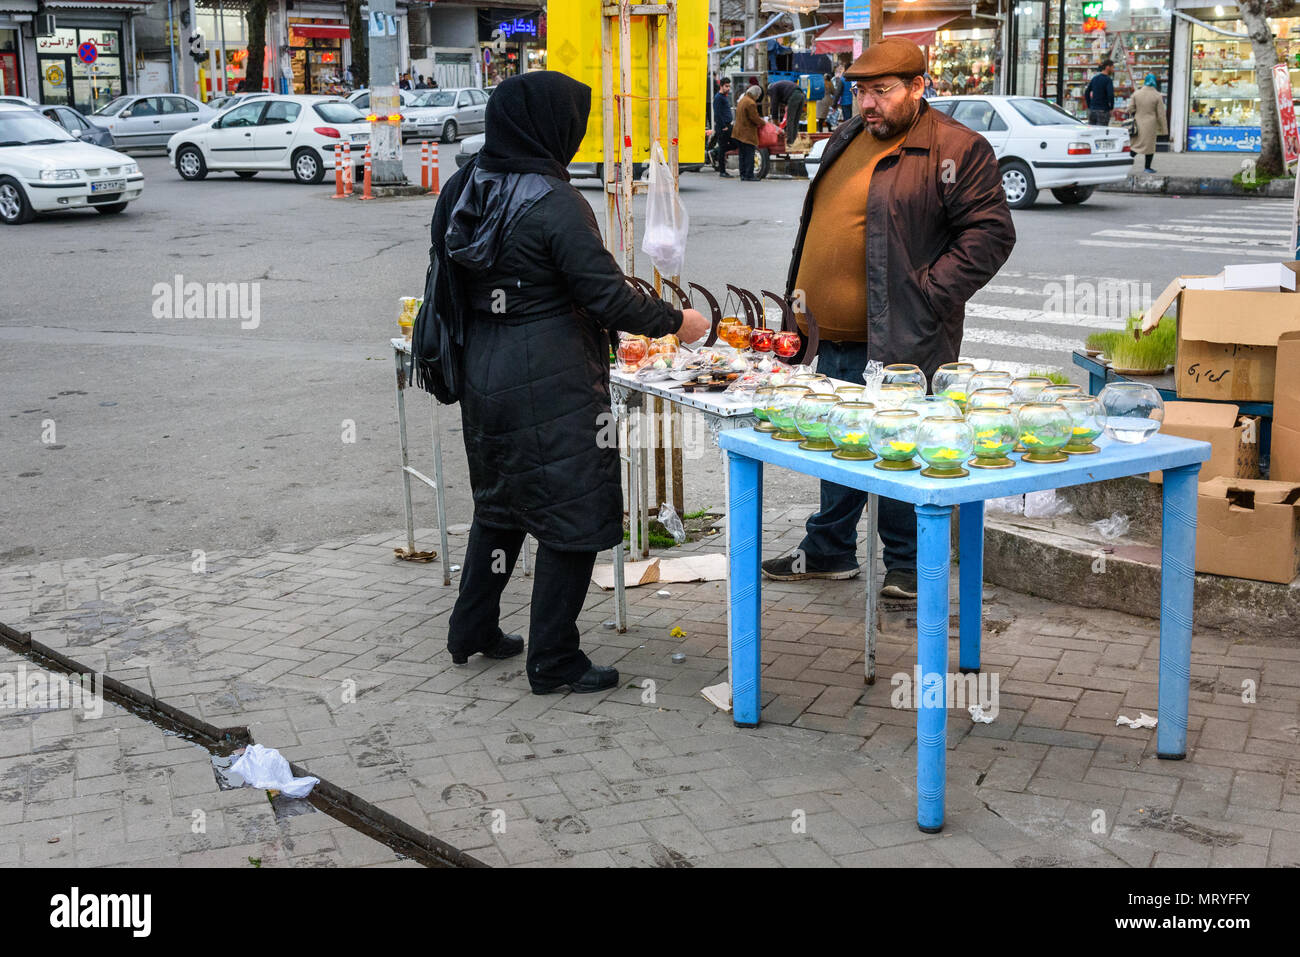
[0,508,1297,867]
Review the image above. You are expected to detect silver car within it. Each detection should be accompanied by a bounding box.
[406,88,487,143]
[87,94,214,149]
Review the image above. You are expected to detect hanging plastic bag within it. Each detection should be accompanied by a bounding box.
[641,141,690,278]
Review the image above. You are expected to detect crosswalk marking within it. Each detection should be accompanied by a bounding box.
[965,302,1126,330]
[1091,228,1288,247]
[1140,222,1289,236]
[1078,238,1284,257]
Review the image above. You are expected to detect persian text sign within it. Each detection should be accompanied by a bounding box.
[549,0,706,163]
[1274,63,1299,173]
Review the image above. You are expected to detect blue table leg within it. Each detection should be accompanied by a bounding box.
[915,503,952,833]
[1157,463,1199,760]
[728,452,763,729]
[958,501,984,674]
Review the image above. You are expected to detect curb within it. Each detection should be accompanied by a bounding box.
[1098,173,1295,198]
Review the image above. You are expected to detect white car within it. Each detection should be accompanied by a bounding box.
[0,103,143,225]
[346,88,421,140]
[806,95,1131,208]
[167,95,370,185]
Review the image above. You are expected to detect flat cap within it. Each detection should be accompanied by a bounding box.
[844,37,928,80]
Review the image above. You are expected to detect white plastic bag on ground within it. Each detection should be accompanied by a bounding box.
[229,744,320,798]
[657,502,686,544]
[641,141,689,278]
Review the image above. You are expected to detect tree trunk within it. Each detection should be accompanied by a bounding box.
[347,0,368,84]
[1237,0,1287,175]
[244,0,267,93]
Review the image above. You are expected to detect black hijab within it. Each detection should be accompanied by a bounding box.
[476,71,591,181]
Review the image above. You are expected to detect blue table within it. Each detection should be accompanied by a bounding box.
[717,429,1211,833]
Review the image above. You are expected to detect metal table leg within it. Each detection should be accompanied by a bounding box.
[430,399,451,587]
[394,349,418,559]
[958,500,984,674]
[864,493,879,685]
[1157,463,1200,760]
[915,502,953,833]
[728,451,764,728]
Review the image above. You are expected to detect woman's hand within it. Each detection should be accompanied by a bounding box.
[677,308,711,344]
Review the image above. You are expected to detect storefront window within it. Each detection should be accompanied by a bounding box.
[930,28,999,95]
[1058,0,1173,122]
[1185,16,1294,151]
[289,19,349,96]
[0,29,19,97]
[1012,0,1058,98]
[37,28,126,114]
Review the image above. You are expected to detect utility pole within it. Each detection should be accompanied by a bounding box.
[869,0,882,44]
[368,0,406,184]
[743,0,757,73]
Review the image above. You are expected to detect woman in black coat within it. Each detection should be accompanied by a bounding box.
[428,72,709,695]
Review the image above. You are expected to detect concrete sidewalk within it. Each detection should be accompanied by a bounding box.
[1,514,1297,867]
[1100,150,1295,197]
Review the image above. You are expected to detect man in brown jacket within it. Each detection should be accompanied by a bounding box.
[730,84,763,181]
[762,38,1015,598]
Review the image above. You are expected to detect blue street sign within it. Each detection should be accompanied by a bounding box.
[843,0,871,31]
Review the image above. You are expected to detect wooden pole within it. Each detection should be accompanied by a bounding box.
[870,0,883,45]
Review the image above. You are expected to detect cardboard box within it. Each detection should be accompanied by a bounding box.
[1196,477,1300,584]
[1224,262,1298,292]
[1149,402,1260,484]
[1141,264,1300,402]
[1273,331,1300,482]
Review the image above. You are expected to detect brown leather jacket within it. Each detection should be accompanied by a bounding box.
[731,93,761,147]
[785,100,1015,380]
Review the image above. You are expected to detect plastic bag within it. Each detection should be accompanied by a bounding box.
[657,503,686,545]
[1024,490,1073,518]
[1091,513,1131,540]
[228,744,320,799]
[641,142,689,278]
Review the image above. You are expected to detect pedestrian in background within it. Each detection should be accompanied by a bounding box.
[399,72,412,90]
[923,73,937,98]
[768,77,805,147]
[732,83,762,181]
[836,63,854,119]
[1084,59,1115,127]
[764,38,1015,598]
[817,73,835,131]
[1130,73,1167,174]
[712,77,735,177]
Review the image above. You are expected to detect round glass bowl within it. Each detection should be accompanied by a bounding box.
[876,382,925,409]
[1015,401,1073,463]
[794,394,841,451]
[903,395,963,421]
[1040,383,1082,402]
[750,328,774,353]
[883,363,927,392]
[773,330,802,359]
[967,387,1014,411]
[1009,376,1052,405]
[869,409,922,471]
[966,408,1020,469]
[968,370,1013,395]
[768,385,811,441]
[934,368,975,411]
[720,323,753,350]
[834,384,867,401]
[932,361,976,394]
[792,373,835,394]
[1098,381,1165,444]
[917,417,975,479]
[751,384,778,433]
[1059,395,1104,454]
[827,401,877,460]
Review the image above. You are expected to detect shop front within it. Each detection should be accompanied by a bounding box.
[0,20,20,97]
[477,7,544,86]
[36,25,128,114]
[288,18,350,95]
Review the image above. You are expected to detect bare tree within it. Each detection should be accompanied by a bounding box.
[347,0,368,83]
[1236,0,1296,176]
[243,0,267,92]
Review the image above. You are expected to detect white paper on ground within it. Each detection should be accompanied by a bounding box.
[1115,712,1158,729]
[228,744,320,798]
[591,554,727,590]
[969,704,995,724]
[700,681,732,711]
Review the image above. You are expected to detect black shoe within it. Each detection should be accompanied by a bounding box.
[450,633,524,665]
[881,568,917,599]
[719,170,733,178]
[761,553,859,582]
[531,665,619,695]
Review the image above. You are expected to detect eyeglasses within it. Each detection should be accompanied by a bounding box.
[854,80,905,100]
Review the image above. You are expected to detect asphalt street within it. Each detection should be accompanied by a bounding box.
[1,141,1293,565]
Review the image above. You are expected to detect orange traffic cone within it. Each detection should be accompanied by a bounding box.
[331,144,346,198]
[360,143,374,201]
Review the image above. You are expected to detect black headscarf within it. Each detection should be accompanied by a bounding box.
[476,71,592,181]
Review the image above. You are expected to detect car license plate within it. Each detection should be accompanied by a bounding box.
[1095,139,1116,152]
[91,179,125,193]
[350,133,368,143]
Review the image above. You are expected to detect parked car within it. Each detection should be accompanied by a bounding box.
[207,92,273,113]
[403,87,487,143]
[167,95,369,185]
[806,96,1130,208]
[0,103,143,224]
[0,95,39,110]
[87,94,214,149]
[39,104,115,148]
[927,95,1130,208]
[345,88,421,140]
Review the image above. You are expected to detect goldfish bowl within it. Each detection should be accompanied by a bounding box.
[1040,383,1083,403]
[827,401,877,460]
[1098,381,1165,445]
[751,385,779,433]
[935,371,974,411]
[750,328,774,353]
[966,408,1019,469]
[967,387,1013,411]
[882,363,927,392]
[794,393,842,451]
[834,384,867,401]
[917,417,975,479]
[875,382,925,410]
[791,373,835,394]
[1009,376,1052,405]
[1016,401,1073,463]
[968,370,1013,395]
[773,330,802,359]
[1059,394,1104,454]
[869,409,922,471]
[768,385,812,441]
[904,394,963,421]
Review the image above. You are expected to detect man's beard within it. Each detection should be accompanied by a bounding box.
[865,101,919,139]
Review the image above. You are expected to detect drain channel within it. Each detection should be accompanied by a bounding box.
[0,621,484,869]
